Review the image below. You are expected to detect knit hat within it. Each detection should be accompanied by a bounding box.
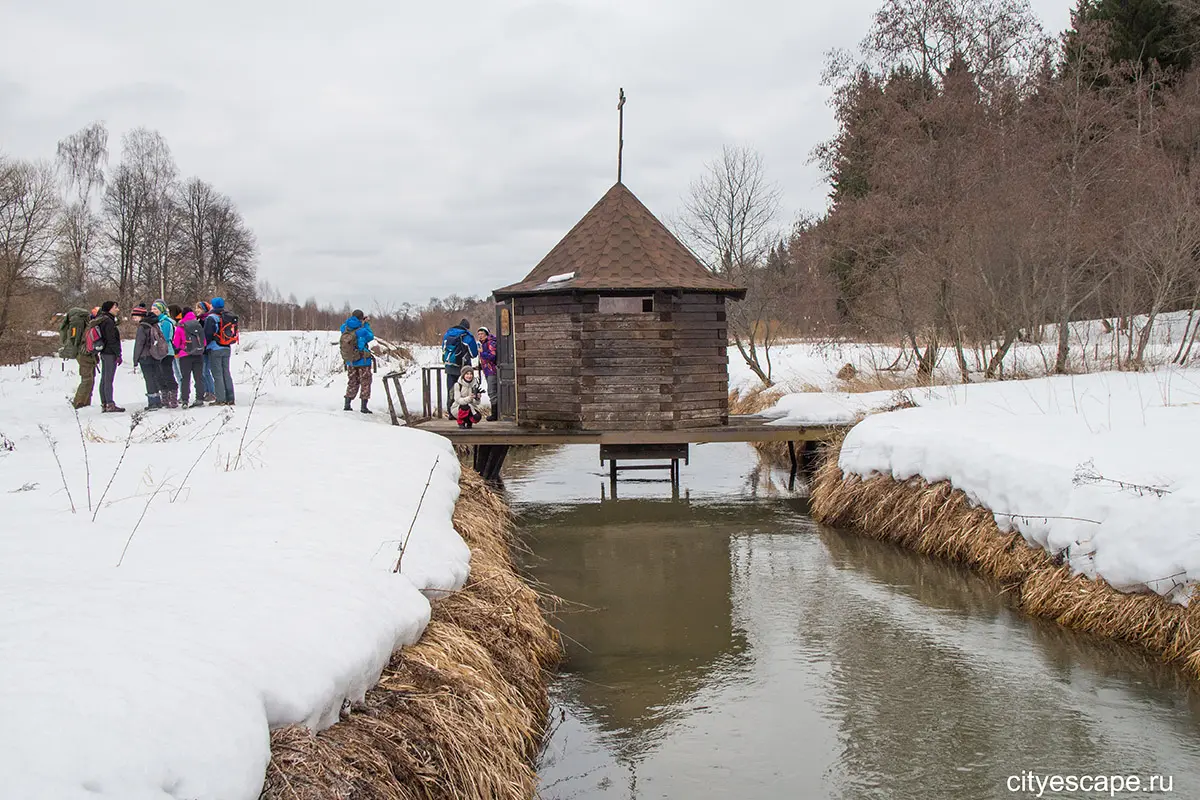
[477,326,490,336]
[101,301,117,314]
[152,300,169,317]
[130,303,148,317]
[459,318,470,330]
[211,297,225,310]
[352,309,365,320]
[197,301,211,314]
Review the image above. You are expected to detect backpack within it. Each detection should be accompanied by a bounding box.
[340,329,364,363]
[60,308,91,358]
[214,312,239,346]
[83,320,104,356]
[180,319,206,357]
[143,321,169,361]
[442,329,468,366]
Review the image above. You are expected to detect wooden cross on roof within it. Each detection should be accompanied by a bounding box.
[617,88,626,184]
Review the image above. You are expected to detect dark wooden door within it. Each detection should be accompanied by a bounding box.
[495,299,517,421]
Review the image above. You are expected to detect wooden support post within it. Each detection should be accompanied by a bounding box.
[383,375,399,426]
[788,440,798,492]
[801,440,820,473]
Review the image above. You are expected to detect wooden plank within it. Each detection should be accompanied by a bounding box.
[515,339,581,352]
[581,358,671,369]
[673,363,728,375]
[677,294,722,305]
[673,400,726,412]
[585,329,674,341]
[584,384,671,396]
[582,403,673,414]
[582,410,674,422]
[672,382,727,395]
[581,396,672,407]
[580,366,671,379]
[675,354,729,365]
[514,364,581,377]
[668,390,729,402]
[584,338,674,350]
[518,392,582,405]
[582,319,674,332]
[672,327,727,339]
[517,409,582,422]
[665,311,727,323]
[581,378,671,391]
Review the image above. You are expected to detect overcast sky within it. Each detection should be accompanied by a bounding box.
[0,0,1073,309]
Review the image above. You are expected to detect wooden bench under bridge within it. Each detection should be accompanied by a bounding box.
[409,415,845,491]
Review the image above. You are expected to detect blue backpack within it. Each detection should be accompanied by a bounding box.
[442,328,468,366]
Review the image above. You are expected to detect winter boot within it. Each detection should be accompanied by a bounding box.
[344,397,353,412]
[166,390,179,409]
[146,394,163,411]
[190,398,205,408]
[204,392,217,402]
[360,399,372,414]
[103,402,126,413]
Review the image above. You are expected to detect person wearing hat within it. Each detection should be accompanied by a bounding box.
[477,325,499,421]
[130,303,165,411]
[195,301,217,401]
[440,318,478,419]
[203,297,235,405]
[96,300,125,413]
[339,309,376,413]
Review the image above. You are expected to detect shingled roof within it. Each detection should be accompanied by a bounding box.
[494,182,745,297]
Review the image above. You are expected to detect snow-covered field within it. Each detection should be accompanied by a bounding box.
[0,332,471,799]
[729,311,1200,396]
[765,364,1200,608]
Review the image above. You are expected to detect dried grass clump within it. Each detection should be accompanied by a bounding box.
[810,438,1200,680]
[262,469,561,800]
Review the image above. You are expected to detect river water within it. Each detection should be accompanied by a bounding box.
[503,443,1200,800]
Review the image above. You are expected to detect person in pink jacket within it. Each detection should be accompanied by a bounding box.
[174,310,208,407]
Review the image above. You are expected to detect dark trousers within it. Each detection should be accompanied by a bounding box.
[210,348,234,403]
[178,355,205,403]
[445,367,460,416]
[74,354,97,408]
[158,355,178,393]
[99,354,118,406]
[485,373,499,417]
[139,359,162,396]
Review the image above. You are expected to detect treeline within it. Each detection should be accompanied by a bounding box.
[251,282,495,346]
[1,122,256,358]
[682,0,1200,383]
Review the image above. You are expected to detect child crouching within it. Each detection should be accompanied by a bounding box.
[454,366,483,428]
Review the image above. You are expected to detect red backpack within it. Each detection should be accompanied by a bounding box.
[83,321,104,355]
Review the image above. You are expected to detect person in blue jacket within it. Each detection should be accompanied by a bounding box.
[340,310,376,413]
[203,297,235,405]
[441,318,478,419]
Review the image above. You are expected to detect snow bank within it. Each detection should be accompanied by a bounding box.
[0,332,472,799]
[773,369,1200,606]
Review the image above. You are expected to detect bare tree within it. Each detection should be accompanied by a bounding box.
[675,145,784,385]
[0,157,60,343]
[54,122,108,296]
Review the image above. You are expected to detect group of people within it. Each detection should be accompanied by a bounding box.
[60,298,239,413]
[440,318,497,428]
[336,314,498,428]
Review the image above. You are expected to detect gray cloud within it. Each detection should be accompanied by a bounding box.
[0,0,1074,308]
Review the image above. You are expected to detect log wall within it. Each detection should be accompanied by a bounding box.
[512,291,731,431]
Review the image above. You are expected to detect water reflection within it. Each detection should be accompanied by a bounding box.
[510,445,1200,800]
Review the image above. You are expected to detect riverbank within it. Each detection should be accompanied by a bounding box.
[0,333,555,798]
[760,369,1200,677]
[264,468,561,799]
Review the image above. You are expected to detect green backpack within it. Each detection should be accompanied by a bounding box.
[59,308,91,359]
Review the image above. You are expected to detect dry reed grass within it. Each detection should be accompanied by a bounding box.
[262,469,561,800]
[810,437,1200,680]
